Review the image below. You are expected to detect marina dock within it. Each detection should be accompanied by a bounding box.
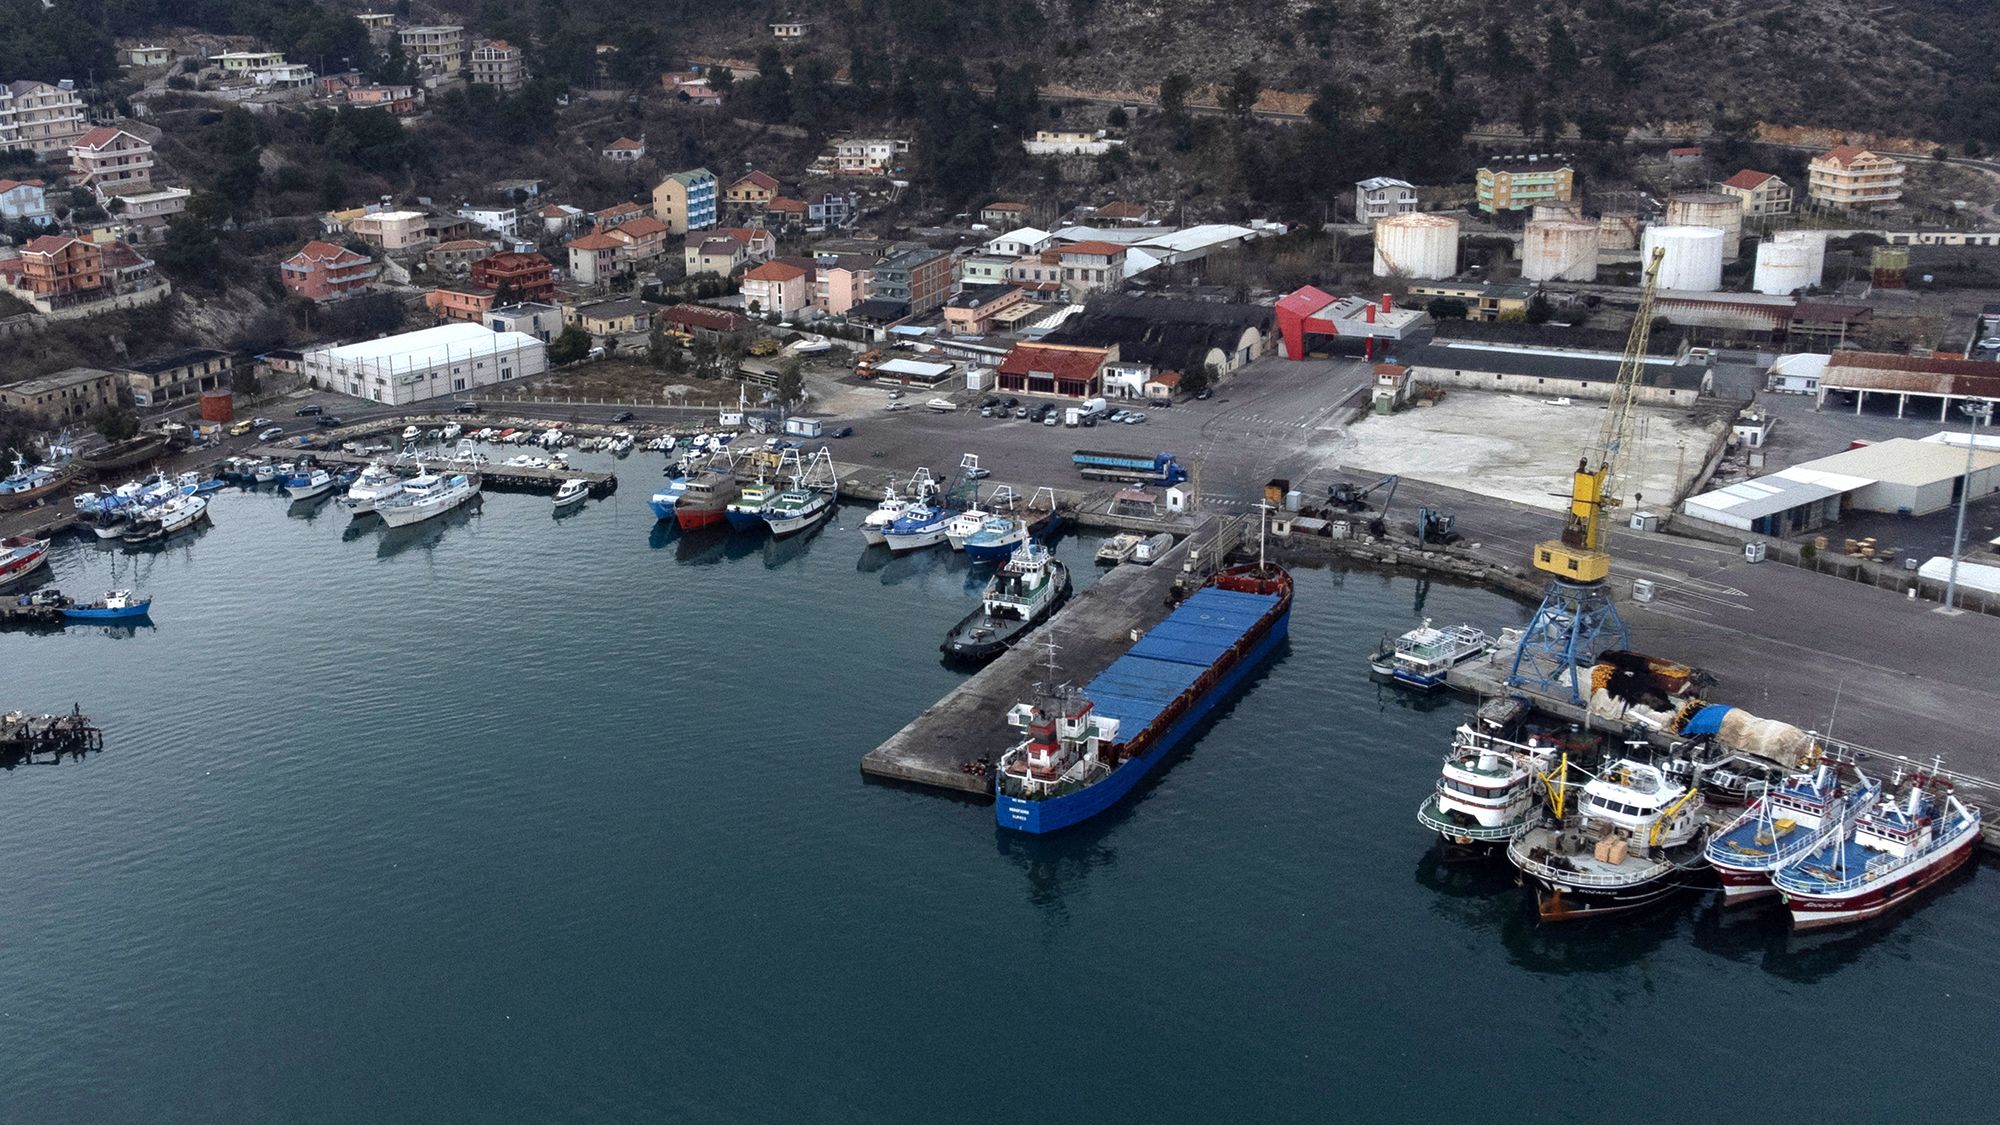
[861,514,1247,794]
[248,444,617,496]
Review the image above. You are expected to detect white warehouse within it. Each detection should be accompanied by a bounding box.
[303,322,548,405]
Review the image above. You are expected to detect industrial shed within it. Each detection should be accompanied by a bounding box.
[1041,297,1270,376]
[1816,352,2000,422]
[1681,437,2000,533]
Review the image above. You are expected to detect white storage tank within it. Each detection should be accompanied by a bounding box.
[1753,241,1815,295]
[1772,229,1827,285]
[1531,201,1583,221]
[1522,219,1601,281]
[1642,225,1725,292]
[1666,191,1744,259]
[1373,213,1459,280]
[1597,211,1640,250]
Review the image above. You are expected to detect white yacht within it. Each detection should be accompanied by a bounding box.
[552,478,590,511]
[377,470,481,528]
[343,461,405,515]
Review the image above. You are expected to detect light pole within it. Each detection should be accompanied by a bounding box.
[1940,398,1993,614]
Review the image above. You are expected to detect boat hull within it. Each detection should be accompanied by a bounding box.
[996,595,1289,833]
[942,563,1072,665]
[1527,874,1696,921]
[963,534,1028,562]
[676,503,728,531]
[884,523,949,553]
[63,602,152,621]
[0,468,78,511]
[79,434,168,472]
[765,496,833,539]
[1416,794,1522,854]
[1781,829,1978,931]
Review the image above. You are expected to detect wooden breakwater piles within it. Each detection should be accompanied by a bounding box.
[2,707,102,763]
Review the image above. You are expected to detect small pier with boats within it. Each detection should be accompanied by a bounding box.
[246,443,618,497]
[862,512,1252,795]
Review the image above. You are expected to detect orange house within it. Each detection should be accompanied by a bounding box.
[425,286,498,323]
[19,234,104,300]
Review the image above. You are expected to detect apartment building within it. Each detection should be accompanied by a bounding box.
[467,40,524,92]
[1474,156,1574,213]
[399,26,467,78]
[0,79,88,159]
[68,127,154,193]
[1808,146,1905,209]
[1718,170,1794,218]
[651,168,718,234]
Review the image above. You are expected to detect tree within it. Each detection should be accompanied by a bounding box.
[550,325,593,365]
[1106,106,1128,129]
[92,407,140,442]
[1158,72,1191,127]
[1427,297,1469,320]
[1218,66,1262,125]
[1546,21,1581,84]
[1180,364,1213,397]
[1525,294,1554,324]
[775,355,805,410]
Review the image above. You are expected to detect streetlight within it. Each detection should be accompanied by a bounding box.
[1940,398,1993,615]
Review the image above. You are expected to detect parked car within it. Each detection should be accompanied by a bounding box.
[256,426,285,441]
[251,416,273,428]
[1195,387,1213,400]
[829,426,854,438]
[1042,413,1058,426]
[1150,397,1173,408]
[885,401,910,412]
[1014,406,1031,419]
[611,410,635,422]
[980,406,994,417]
[1109,410,1130,423]
[1123,412,1147,424]
[316,415,344,427]
[454,402,485,414]
[294,404,323,416]
[1004,397,1020,409]
[966,466,991,479]
[228,420,254,436]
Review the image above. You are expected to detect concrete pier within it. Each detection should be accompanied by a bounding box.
[248,444,617,496]
[861,515,1245,793]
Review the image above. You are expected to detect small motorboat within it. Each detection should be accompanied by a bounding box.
[62,589,153,621]
[552,478,590,510]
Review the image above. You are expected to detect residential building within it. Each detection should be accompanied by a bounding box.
[831,137,909,176]
[725,170,781,209]
[651,168,718,234]
[770,21,809,39]
[422,210,474,243]
[456,203,518,237]
[807,191,855,227]
[985,226,1052,258]
[1474,155,1575,213]
[303,322,547,405]
[16,234,103,303]
[1354,177,1418,221]
[400,26,467,78]
[426,239,491,278]
[592,200,647,229]
[603,136,645,162]
[1808,145,1905,209]
[115,187,191,231]
[1667,145,1704,168]
[211,52,285,75]
[565,232,623,286]
[658,303,752,342]
[1007,251,1064,288]
[1718,169,1794,218]
[467,39,524,91]
[684,235,747,277]
[470,251,555,301]
[95,239,159,296]
[1025,130,1116,156]
[943,285,1032,335]
[70,127,154,192]
[0,79,89,159]
[0,177,52,226]
[125,46,173,68]
[958,253,1018,286]
[1055,240,1128,299]
[1093,201,1151,225]
[122,349,231,407]
[280,240,380,301]
[349,209,433,251]
[980,202,1028,226]
[867,247,951,315]
[811,254,873,316]
[536,202,586,236]
[356,12,397,40]
[346,84,419,114]
[252,62,315,88]
[761,196,806,230]
[742,260,811,318]
[606,215,671,268]
[487,301,562,343]
[662,71,726,107]
[567,297,653,337]
[425,286,496,324]
[0,367,121,422]
[994,342,1114,398]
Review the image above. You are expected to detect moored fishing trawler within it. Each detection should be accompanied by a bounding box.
[994,559,1292,834]
[0,535,51,589]
[1369,620,1495,689]
[673,460,740,531]
[342,461,405,515]
[861,469,936,546]
[1507,758,1713,920]
[1703,764,1882,904]
[962,516,1029,563]
[1772,766,1982,930]
[376,469,480,528]
[121,492,208,545]
[761,449,838,539]
[881,501,952,553]
[725,475,781,532]
[62,589,153,621]
[1417,718,1559,855]
[942,542,1073,664]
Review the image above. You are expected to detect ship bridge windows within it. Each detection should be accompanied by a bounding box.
[1442,775,1517,798]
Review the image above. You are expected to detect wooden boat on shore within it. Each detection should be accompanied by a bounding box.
[79,433,170,473]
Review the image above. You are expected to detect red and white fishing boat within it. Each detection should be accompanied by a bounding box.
[1772,766,1981,930]
[0,535,51,589]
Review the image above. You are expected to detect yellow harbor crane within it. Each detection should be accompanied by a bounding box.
[1507,246,1666,704]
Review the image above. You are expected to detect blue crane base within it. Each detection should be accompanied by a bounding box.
[1506,579,1631,706]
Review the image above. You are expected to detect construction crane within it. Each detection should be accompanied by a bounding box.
[1506,246,1666,705]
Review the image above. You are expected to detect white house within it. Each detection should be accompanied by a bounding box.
[984,226,1052,258]
[455,203,518,237]
[1355,177,1418,221]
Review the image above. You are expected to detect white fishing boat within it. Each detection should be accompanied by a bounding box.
[122,492,208,544]
[1094,532,1141,565]
[1368,620,1496,690]
[552,478,590,510]
[944,507,990,551]
[283,466,337,499]
[376,469,481,528]
[342,461,405,515]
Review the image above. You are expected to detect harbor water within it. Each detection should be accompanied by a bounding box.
[2,481,1994,1121]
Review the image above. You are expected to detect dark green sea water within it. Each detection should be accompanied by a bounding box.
[2,469,1993,1122]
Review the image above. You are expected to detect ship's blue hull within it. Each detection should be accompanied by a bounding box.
[996,606,1289,833]
[725,508,768,531]
[648,489,683,520]
[963,538,1025,562]
[64,602,152,621]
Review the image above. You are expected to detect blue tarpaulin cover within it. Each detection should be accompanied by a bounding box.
[1680,704,1734,737]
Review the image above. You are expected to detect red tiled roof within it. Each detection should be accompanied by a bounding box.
[99,241,148,270]
[1150,370,1182,386]
[660,304,749,332]
[616,215,670,238]
[743,261,807,282]
[605,137,645,151]
[983,201,1027,212]
[767,196,807,213]
[1721,169,1777,191]
[731,170,781,192]
[997,343,1109,380]
[1667,146,1702,157]
[290,239,369,265]
[538,203,576,217]
[1059,240,1127,257]
[595,201,645,220]
[72,126,138,151]
[0,177,47,192]
[22,234,84,256]
[1095,201,1147,219]
[567,233,622,250]
[1819,144,1875,167]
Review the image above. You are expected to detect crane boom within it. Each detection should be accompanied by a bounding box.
[1531,246,1666,585]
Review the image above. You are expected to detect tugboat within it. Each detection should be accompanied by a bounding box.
[1772,766,1982,930]
[1703,763,1881,904]
[1368,620,1495,690]
[942,542,1073,664]
[993,559,1292,833]
[1417,720,1559,856]
[1507,758,1713,920]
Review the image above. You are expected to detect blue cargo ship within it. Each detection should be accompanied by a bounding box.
[994,563,1291,833]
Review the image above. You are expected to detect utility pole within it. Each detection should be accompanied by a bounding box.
[1940,398,1993,615]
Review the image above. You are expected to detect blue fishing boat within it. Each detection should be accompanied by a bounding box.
[725,477,780,532]
[881,503,952,553]
[1704,763,1881,903]
[962,516,1028,562]
[62,589,153,621]
[994,562,1292,833]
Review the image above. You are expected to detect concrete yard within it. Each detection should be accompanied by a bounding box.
[1334,393,1726,514]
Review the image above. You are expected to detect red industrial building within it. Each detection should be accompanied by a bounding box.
[1275,286,1426,360]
